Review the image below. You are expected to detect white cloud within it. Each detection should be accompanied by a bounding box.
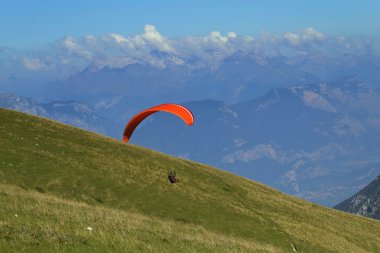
[61,36,93,59]
[143,25,169,47]
[22,57,51,71]
[110,34,128,44]
[223,143,347,164]
[63,36,78,50]
[223,144,281,163]
[227,32,237,39]
[283,32,301,45]
[333,116,365,137]
[209,31,228,43]
[233,138,247,148]
[302,27,325,40]
[123,24,173,52]
[282,160,304,193]
[284,28,325,46]
[84,35,97,44]
[13,25,376,75]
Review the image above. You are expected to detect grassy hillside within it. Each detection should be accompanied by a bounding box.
[1,108,380,252]
[0,183,278,253]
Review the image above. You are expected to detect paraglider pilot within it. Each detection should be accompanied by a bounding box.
[168,171,178,184]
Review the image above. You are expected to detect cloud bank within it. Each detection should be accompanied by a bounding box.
[2,25,377,77]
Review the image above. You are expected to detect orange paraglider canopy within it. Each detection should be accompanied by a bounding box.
[123,104,194,143]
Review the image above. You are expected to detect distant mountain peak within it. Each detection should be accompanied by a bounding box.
[289,86,337,113]
[0,93,119,138]
[335,175,380,220]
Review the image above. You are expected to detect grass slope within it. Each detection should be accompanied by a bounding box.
[0,108,380,252]
[0,184,277,253]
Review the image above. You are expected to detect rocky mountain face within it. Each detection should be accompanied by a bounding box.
[0,93,120,138]
[131,78,380,206]
[335,175,380,220]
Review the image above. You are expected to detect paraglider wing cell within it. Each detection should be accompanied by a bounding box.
[123,104,194,143]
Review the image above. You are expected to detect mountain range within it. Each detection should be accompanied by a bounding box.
[41,52,380,124]
[132,77,380,206]
[0,93,120,138]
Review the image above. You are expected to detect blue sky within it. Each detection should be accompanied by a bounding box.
[1,0,379,48]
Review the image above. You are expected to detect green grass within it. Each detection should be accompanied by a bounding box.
[0,184,279,253]
[1,108,380,252]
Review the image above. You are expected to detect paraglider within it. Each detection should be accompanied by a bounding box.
[122,103,194,143]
